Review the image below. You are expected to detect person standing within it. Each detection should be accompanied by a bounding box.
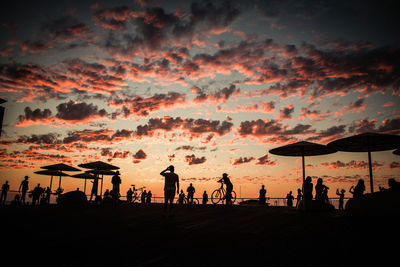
[111,171,121,206]
[202,191,208,205]
[19,176,29,204]
[296,188,302,208]
[146,191,152,203]
[160,165,179,216]
[0,181,10,205]
[336,189,345,211]
[141,190,147,203]
[286,191,294,207]
[259,185,266,205]
[219,173,233,205]
[186,183,195,204]
[32,184,44,206]
[90,175,99,202]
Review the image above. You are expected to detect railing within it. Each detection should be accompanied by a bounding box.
[1,190,350,209]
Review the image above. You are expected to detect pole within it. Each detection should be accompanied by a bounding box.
[50,176,53,191]
[84,179,87,194]
[302,154,305,184]
[58,175,62,190]
[368,149,374,193]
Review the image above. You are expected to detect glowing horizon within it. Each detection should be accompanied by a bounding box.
[1,0,399,200]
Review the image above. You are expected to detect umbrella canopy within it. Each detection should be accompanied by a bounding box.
[35,170,70,177]
[78,161,119,170]
[328,132,400,193]
[71,173,96,179]
[85,170,117,176]
[269,141,337,182]
[393,149,400,156]
[41,163,80,172]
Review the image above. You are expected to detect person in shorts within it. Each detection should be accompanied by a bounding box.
[160,165,179,216]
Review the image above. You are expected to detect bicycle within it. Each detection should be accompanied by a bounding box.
[211,181,236,204]
[130,185,146,203]
[176,195,199,204]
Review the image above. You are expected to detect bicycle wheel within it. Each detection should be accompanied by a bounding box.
[211,190,222,204]
[193,198,199,204]
[231,191,237,203]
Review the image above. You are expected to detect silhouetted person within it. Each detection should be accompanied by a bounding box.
[219,173,233,205]
[259,185,267,205]
[90,175,99,201]
[126,188,133,203]
[349,179,365,199]
[178,190,185,204]
[55,187,63,203]
[1,181,9,205]
[388,178,400,192]
[303,176,313,201]
[202,191,208,205]
[141,190,147,203]
[296,188,302,208]
[160,165,179,216]
[104,189,110,199]
[187,183,195,204]
[146,191,152,203]
[336,189,345,210]
[19,176,29,204]
[11,194,21,206]
[286,191,294,207]
[45,187,51,204]
[32,184,44,206]
[111,171,121,206]
[315,178,328,202]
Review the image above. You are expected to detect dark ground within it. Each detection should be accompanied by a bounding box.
[1,203,398,266]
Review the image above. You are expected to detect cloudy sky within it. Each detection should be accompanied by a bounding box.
[1,0,399,198]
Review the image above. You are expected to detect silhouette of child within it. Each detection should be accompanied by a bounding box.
[178,190,185,204]
[296,188,302,207]
[286,191,294,207]
[336,189,345,210]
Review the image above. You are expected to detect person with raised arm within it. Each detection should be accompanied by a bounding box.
[160,165,179,216]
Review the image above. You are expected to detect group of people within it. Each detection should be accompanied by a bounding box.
[126,186,153,203]
[0,176,62,206]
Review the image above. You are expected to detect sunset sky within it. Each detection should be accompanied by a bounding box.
[1,0,399,199]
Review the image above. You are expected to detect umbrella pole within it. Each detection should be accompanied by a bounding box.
[84,179,87,194]
[301,153,306,211]
[58,175,62,190]
[368,149,374,193]
[100,174,104,198]
[302,154,305,183]
[50,175,53,191]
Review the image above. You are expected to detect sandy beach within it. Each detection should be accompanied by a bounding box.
[1,203,398,266]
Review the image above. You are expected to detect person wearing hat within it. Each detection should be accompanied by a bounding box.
[19,176,29,204]
[111,171,121,206]
[218,173,233,205]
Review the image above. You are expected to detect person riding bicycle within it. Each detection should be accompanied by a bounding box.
[186,183,195,204]
[219,173,233,205]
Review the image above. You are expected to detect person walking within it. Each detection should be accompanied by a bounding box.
[202,191,208,205]
[187,183,195,204]
[286,191,294,207]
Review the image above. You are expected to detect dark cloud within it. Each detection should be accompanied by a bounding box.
[110,92,186,118]
[256,154,276,166]
[132,149,147,163]
[17,107,52,125]
[279,104,294,120]
[184,154,207,165]
[232,156,255,165]
[56,101,108,122]
[192,84,240,103]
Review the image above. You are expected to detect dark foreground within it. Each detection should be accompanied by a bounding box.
[1,204,398,266]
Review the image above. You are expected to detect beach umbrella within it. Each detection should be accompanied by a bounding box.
[71,173,96,194]
[269,141,337,183]
[40,163,80,190]
[34,170,70,191]
[78,161,120,196]
[328,132,400,193]
[394,149,400,156]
